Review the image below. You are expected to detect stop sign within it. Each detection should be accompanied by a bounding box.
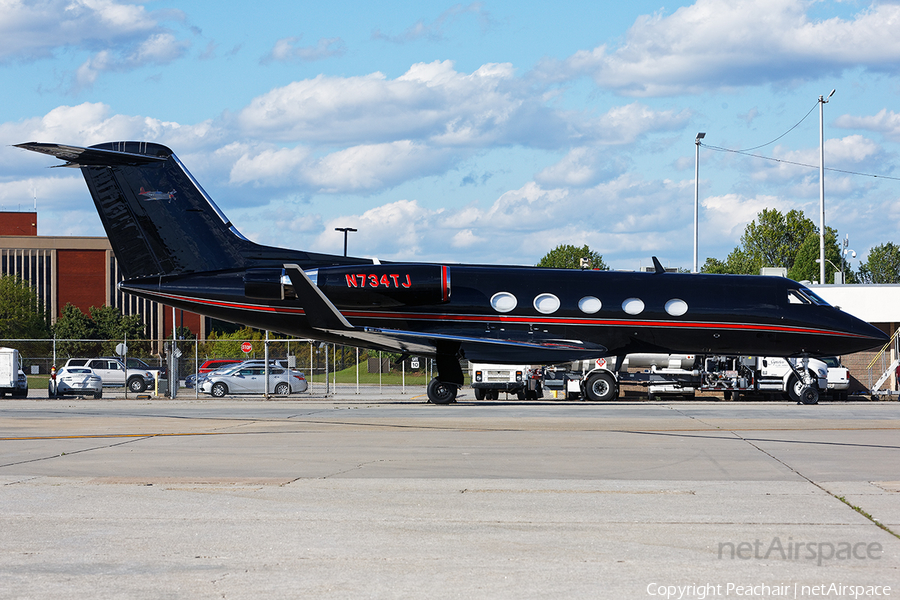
[241,341,252,353]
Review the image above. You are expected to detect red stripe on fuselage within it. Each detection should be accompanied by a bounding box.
[135,289,868,339]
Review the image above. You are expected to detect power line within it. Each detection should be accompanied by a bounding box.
[698,99,900,181]
[723,102,819,152]
[700,143,900,182]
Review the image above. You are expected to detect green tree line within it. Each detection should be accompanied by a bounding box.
[702,208,900,284]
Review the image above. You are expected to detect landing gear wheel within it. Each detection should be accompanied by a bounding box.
[584,372,617,401]
[427,378,457,404]
[787,374,819,405]
[799,386,819,405]
[127,377,146,393]
[211,382,228,398]
[274,382,290,396]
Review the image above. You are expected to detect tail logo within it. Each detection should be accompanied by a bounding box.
[139,187,177,201]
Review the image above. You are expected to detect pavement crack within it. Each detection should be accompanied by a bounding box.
[0,436,151,469]
[728,429,900,540]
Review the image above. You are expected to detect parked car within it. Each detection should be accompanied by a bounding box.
[820,356,850,400]
[125,357,167,382]
[185,359,243,388]
[199,359,242,373]
[50,366,103,398]
[200,364,307,397]
[190,360,299,390]
[12,368,28,398]
[63,358,154,393]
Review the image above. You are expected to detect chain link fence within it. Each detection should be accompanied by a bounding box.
[1,338,446,398]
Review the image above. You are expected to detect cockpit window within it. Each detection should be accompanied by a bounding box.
[788,288,831,306]
[799,287,831,306]
[787,290,809,305]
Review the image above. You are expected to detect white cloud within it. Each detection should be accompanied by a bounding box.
[0,0,161,61]
[702,193,799,242]
[236,61,537,146]
[0,0,190,90]
[0,102,209,152]
[371,2,490,44]
[535,0,900,96]
[748,135,884,187]
[230,141,458,193]
[835,108,900,143]
[261,36,346,63]
[74,32,189,90]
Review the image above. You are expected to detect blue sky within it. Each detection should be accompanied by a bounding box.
[2,0,900,274]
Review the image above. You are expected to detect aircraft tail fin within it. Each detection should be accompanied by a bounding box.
[17,141,255,279]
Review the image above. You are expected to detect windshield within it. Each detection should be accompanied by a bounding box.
[788,288,832,306]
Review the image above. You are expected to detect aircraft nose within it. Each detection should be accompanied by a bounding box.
[840,312,889,354]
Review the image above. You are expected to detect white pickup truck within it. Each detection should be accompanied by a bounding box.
[63,357,154,393]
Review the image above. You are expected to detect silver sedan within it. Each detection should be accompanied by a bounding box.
[200,366,307,397]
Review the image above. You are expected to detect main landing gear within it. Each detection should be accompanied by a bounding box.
[426,352,464,405]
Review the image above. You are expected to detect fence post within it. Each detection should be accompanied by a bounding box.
[264,330,269,399]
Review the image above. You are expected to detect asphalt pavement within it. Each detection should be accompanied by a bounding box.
[1,390,898,599]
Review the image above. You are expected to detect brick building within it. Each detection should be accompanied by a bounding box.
[0,211,204,341]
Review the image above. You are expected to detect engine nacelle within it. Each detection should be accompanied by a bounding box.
[243,268,288,300]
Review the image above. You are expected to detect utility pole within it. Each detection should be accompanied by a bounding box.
[693,132,705,273]
[819,90,835,284]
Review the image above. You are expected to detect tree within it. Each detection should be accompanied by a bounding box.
[702,208,815,275]
[90,305,148,356]
[0,275,50,339]
[537,244,608,270]
[90,305,146,340]
[858,242,900,284]
[787,227,854,283]
[52,303,98,357]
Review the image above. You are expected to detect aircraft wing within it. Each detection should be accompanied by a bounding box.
[283,264,606,362]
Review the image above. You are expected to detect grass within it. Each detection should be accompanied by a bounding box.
[306,363,471,386]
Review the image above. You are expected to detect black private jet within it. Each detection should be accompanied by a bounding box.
[18,141,888,403]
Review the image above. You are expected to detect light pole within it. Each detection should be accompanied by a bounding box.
[841,233,856,284]
[819,89,835,285]
[334,227,357,257]
[694,132,705,273]
[815,257,840,284]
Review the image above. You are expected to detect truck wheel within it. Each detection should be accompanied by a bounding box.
[584,372,617,402]
[516,390,526,400]
[128,377,146,393]
[473,388,485,400]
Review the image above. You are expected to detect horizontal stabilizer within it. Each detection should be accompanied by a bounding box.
[14,142,168,167]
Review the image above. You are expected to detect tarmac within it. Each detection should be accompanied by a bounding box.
[1,387,898,599]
